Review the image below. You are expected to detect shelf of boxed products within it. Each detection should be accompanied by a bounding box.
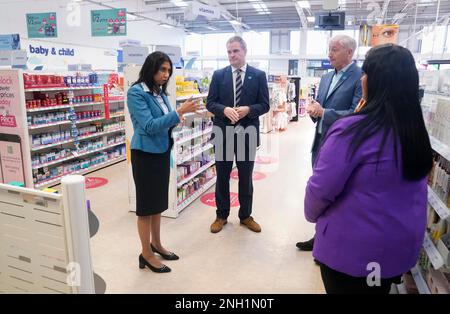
[27,102,104,113]
[28,114,125,130]
[175,127,213,145]
[178,143,214,164]
[31,128,126,152]
[32,141,125,170]
[429,135,450,162]
[427,186,450,220]
[411,264,431,294]
[423,233,446,270]
[25,85,101,92]
[34,155,126,189]
[177,160,216,188]
[26,102,105,113]
[177,177,216,213]
[176,93,209,102]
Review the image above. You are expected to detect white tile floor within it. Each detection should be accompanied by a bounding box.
[81,117,325,293]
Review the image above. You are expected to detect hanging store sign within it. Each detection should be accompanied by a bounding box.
[189,1,220,20]
[0,34,21,51]
[155,45,181,65]
[26,12,57,38]
[123,46,149,65]
[91,8,127,37]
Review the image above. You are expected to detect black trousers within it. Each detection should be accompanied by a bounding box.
[320,263,401,294]
[215,129,257,220]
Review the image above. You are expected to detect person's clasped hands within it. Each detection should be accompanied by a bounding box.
[224,106,250,124]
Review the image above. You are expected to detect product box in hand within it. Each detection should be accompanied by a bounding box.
[419,70,440,92]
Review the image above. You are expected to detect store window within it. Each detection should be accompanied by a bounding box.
[202,34,220,57]
[202,60,218,71]
[243,31,270,56]
[331,29,360,41]
[306,30,330,55]
[421,25,447,54]
[215,33,235,56]
[185,34,202,56]
[249,59,269,73]
[290,31,300,55]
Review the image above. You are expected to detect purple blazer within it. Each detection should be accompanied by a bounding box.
[305,115,427,278]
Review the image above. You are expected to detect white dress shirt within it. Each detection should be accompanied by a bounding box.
[231,64,247,107]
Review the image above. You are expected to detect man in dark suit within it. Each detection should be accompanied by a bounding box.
[206,36,269,234]
[297,35,363,251]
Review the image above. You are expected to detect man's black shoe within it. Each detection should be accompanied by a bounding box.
[296,237,315,251]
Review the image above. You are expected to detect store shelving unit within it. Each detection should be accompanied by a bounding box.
[415,79,450,294]
[164,88,215,218]
[1,69,127,189]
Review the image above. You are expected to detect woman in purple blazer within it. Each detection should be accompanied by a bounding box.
[304,44,433,294]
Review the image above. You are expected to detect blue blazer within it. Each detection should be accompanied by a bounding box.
[206,65,270,144]
[312,62,362,152]
[127,83,180,153]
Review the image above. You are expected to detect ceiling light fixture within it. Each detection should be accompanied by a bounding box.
[159,23,175,29]
[297,1,311,9]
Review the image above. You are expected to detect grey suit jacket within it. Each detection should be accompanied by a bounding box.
[311,62,363,154]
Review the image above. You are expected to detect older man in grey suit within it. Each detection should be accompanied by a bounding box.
[297,35,363,252]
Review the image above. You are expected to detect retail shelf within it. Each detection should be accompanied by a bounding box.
[177,177,216,212]
[32,141,125,169]
[29,115,124,130]
[109,113,125,119]
[410,265,431,294]
[76,116,105,124]
[34,155,126,189]
[176,93,208,102]
[183,109,209,117]
[30,128,126,151]
[26,102,105,113]
[423,233,445,270]
[109,99,125,103]
[29,120,72,130]
[175,127,213,145]
[424,90,450,98]
[427,186,450,220]
[178,143,214,164]
[429,135,450,161]
[25,86,101,92]
[177,160,215,188]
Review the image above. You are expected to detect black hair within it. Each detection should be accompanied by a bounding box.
[133,51,173,94]
[343,44,432,181]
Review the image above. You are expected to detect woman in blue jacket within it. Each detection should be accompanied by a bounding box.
[127,52,199,273]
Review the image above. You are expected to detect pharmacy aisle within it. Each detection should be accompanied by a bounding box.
[82,117,324,293]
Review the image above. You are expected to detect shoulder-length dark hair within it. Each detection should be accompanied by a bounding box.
[343,44,432,181]
[133,51,173,94]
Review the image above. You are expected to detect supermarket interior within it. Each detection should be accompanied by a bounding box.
[0,0,450,296]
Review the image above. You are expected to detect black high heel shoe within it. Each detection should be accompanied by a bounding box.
[138,254,171,273]
[151,244,179,260]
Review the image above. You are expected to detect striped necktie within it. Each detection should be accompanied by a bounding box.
[235,69,242,107]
